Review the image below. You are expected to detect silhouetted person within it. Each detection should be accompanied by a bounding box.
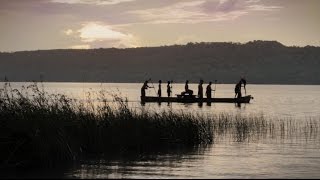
[185,80,189,92]
[241,77,247,95]
[198,79,204,99]
[158,80,162,97]
[141,80,150,97]
[234,81,242,98]
[206,81,214,99]
[234,77,247,98]
[183,80,193,96]
[167,81,172,97]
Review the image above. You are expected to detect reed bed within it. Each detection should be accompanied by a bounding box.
[0,82,319,168]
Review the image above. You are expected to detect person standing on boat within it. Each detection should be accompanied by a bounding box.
[234,77,247,98]
[240,77,247,95]
[206,81,214,99]
[141,80,151,97]
[198,79,204,99]
[167,81,172,97]
[158,80,162,97]
[234,80,242,98]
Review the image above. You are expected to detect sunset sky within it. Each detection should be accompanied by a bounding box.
[0,0,319,52]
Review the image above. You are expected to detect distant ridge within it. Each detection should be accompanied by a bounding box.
[0,40,319,84]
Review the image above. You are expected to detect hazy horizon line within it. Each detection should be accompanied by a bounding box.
[1,40,319,53]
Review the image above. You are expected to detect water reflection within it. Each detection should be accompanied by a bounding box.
[235,102,241,108]
[1,82,320,178]
[68,145,211,179]
[2,82,320,119]
[65,137,320,179]
[141,100,252,110]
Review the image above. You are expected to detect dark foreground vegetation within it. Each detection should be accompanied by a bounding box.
[0,82,319,169]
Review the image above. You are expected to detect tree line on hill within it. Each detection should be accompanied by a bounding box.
[0,40,319,84]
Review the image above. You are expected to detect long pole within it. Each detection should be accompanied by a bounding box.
[169,80,173,108]
[244,85,247,95]
[213,81,216,98]
[242,78,247,95]
[170,80,173,94]
[149,78,157,96]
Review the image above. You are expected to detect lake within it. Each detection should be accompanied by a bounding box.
[1,82,320,178]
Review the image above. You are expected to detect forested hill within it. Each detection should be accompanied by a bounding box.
[0,40,319,84]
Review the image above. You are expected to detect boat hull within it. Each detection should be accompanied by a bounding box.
[141,95,253,104]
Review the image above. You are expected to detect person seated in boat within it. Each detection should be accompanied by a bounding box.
[141,80,151,97]
[182,80,193,96]
[206,81,215,99]
[167,81,172,97]
[157,80,162,97]
[198,79,204,99]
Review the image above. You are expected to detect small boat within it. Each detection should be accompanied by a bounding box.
[141,95,253,104]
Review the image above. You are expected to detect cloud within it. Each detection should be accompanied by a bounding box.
[1,0,284,51]
[175,35,200,44]
[64,29,74,35]
[70,44,90,49]
[78,22,128,42]
[66,22,140,48]
[128,1,208,24]
[203,0,242,13]
[1,0,283,27]
[202,0,281,13]
[245,0,261,3]
[128,0,282,24]
[51,0,135,5]
[247,4,282,11]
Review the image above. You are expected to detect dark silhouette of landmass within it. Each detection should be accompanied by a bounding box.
[0,40,319,84]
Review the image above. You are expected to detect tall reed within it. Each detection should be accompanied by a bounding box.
[0,82,319,169]
[0,82,214,168]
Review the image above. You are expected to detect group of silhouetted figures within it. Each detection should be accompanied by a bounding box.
[141,78,247,99]
[181,80,216,99]
[141,80,173,97]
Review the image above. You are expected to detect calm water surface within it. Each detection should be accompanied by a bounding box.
[2,82,320,178]
[5,82,320,119]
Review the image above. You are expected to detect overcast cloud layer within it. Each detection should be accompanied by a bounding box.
[0,0,319,51]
